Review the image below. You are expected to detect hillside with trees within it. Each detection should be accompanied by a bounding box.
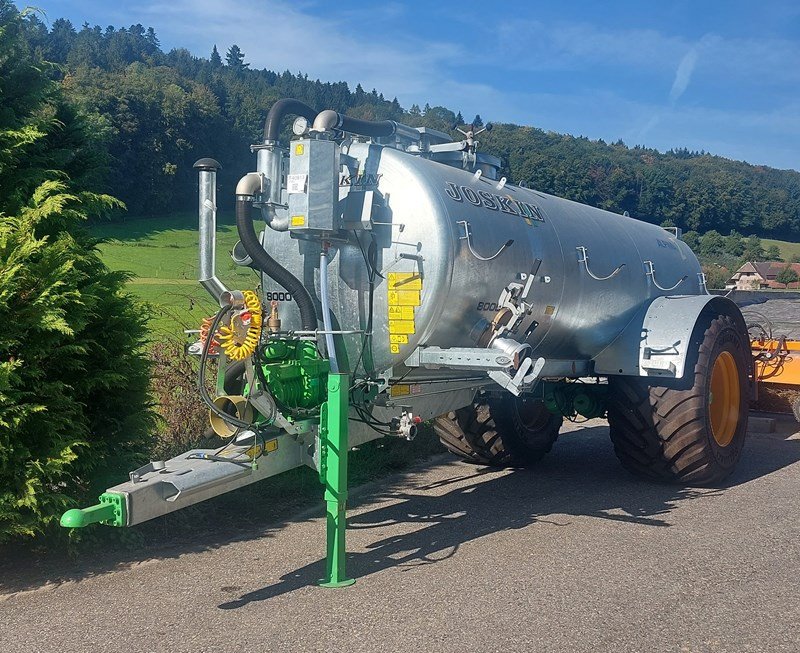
[15,14,800,241]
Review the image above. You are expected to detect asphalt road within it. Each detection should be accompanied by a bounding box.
[2,417,799,653]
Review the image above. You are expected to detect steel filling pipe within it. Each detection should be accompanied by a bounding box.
[319,246,340,374]
[193,158,229,304]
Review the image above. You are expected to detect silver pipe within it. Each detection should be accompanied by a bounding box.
[256,146,289,231]
[319,248,340,374]
[311,109,342,133]
[392,121,423,141]
[193,158,228,304]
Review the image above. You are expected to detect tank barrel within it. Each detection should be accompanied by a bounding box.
[193,158,228,303]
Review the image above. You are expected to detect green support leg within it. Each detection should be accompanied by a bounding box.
[318,373,356,588]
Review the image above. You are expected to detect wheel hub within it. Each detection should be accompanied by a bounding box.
[709,351,740,447]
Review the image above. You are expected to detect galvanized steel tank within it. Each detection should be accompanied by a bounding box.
[260,140,704,377]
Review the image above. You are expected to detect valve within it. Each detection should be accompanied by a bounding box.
[391,411,419,440]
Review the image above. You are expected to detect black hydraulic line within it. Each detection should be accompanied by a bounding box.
[263,98,318,142]
[224,360,246,394]
[235,197,318,330]
[199,305,252,431]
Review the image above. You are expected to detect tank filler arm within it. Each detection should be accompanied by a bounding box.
[312,109,422,142]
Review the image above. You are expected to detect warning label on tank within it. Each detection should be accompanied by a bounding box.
[387,273,422,354]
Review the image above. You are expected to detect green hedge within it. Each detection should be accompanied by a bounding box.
[0,3,154,542]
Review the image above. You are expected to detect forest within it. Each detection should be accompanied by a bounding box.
[17,13,800,241]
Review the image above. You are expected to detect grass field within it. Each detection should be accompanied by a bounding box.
[761,238,800,262]
[92,212,256,336]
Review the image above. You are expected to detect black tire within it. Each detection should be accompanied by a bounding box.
[434,395,562,467]
[607,313,749,485]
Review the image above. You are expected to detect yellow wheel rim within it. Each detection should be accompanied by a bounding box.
[709,351,740,447]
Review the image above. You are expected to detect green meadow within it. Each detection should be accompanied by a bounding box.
[91,212,255,336]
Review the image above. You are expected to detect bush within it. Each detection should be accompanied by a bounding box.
[0,3,153,542]
[148,337,217,459]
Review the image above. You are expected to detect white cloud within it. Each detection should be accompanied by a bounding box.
[669,47,698,104]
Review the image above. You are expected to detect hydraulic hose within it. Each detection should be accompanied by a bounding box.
[235,196,318,330]
[199,305,252,431]
[263,98,318,142]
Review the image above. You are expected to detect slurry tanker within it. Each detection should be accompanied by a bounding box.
[62,100,751,586]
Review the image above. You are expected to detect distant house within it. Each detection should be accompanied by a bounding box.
[725,261,800,290]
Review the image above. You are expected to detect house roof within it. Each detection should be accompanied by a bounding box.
[754,261,800,280]
[729,261,800,289]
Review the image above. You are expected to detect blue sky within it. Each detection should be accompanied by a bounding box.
[25,0,800,171]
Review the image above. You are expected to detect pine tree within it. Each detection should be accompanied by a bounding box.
[210,44,222,67]
[472,113,483,128]
[225,44,248,70]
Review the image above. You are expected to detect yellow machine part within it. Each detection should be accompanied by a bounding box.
[752,339,800,386]
[218,290,263,361]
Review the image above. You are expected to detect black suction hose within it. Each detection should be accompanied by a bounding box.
[334,115,395,139]
[263,98,318,142]
[235,198,318,330]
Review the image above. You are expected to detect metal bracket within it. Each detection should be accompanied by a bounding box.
[644,260,686,292]
[130,461,165,484]
[576,246,625,281]
[488,356,546,396]
[457,221,513,261]
[405,347,515,371]
[492,259,542,339]
[405,346,545,395]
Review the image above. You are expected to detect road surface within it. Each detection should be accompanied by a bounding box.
[2,417,799,653]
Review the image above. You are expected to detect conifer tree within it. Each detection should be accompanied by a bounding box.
[0,1,153,541]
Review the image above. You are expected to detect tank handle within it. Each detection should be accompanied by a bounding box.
[576,246,626,281]
[457,221,513,261]
[644,260,687,291]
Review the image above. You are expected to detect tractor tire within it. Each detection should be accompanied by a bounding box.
[434,395,562,467]
[607,313,749,485]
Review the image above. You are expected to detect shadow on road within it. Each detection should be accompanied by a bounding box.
[218,421,800,608]
[2,420,797,598]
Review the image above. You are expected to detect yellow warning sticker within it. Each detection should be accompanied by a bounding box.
[390,384,410,397]
[388,306,415,320]
[265,439,279,453]
[388,290,421,306]
[387,273,422,355]
[389,320,415,335]
[295,143,304,155]
[388,272,422,290]
[291,215,305,227]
